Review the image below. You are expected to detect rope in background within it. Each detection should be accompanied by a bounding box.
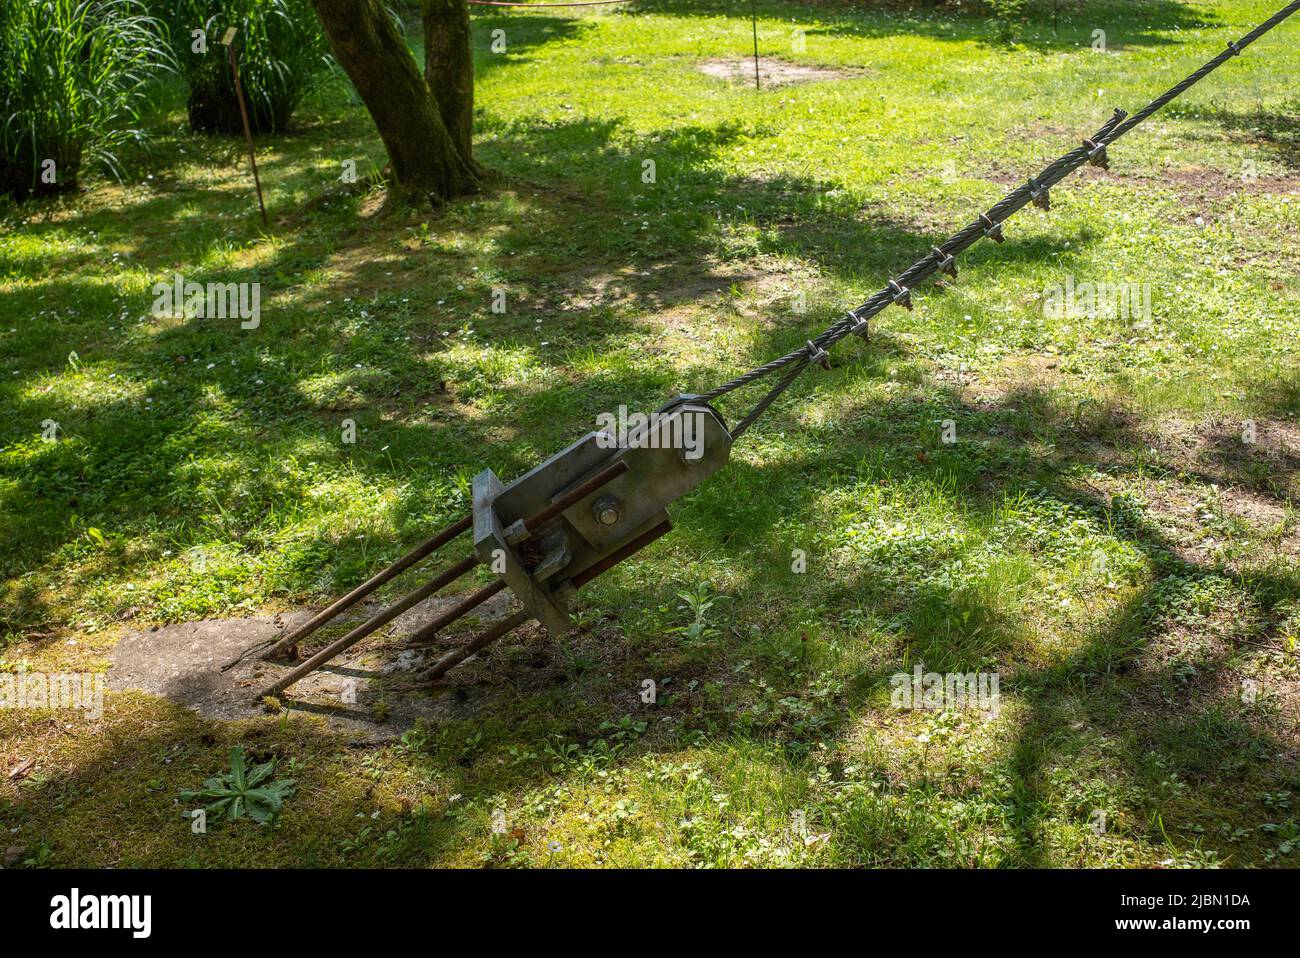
[467,0,630,7]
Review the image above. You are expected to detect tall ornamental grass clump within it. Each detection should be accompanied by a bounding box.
[0,0,169,199]
[163,0,334,134]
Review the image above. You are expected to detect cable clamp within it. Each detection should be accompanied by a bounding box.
[805,340,830,369]
[1083,138,1110,170]
[846,311,869,339]
[931,246,958,279]
[980,213,1005,244]
[888,280,913,311]
[1028,178,1051,211]
[1100,107,1129,137]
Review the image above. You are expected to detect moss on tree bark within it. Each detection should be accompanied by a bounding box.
[311,0,481,205]
[424,0,478,164]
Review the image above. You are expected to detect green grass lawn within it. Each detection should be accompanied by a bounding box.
[2,0,1298,867]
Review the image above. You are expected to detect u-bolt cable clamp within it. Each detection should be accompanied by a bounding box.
[806,340,831,369]
[888,280,913,310]
[931,246,958,278]
[1083,138,1111,170]
[1028,177,1052,211]
[980,213,1005,243]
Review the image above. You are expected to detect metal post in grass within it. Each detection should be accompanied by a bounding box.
[220,27,269,227]
[750,0,760,89]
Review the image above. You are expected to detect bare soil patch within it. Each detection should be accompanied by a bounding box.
[697,57,856,87]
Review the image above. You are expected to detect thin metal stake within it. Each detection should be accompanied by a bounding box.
[223,31,268,227]
[751,0,760,89]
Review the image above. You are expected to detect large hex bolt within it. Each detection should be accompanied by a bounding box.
[592,494,622,526]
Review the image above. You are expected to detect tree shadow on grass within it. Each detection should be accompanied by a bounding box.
[1174,102,1300,172]
[10,109,1064,626]
[467,12,595,78]
[1005,498,1300,865]
[0,696,473,867]
[7,330,1298,864]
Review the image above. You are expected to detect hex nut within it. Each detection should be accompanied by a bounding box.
[593,495,622,526]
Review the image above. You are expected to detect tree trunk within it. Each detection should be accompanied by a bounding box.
[424,0,477,163]
[310,0,480,205]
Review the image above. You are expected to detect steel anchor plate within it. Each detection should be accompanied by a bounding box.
[472,401,732,637]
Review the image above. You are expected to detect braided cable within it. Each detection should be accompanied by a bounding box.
[699,1,1300,434]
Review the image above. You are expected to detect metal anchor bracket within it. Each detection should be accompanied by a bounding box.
[472,398,732,631]
[247,0,1300,704]
[254,399,731,698]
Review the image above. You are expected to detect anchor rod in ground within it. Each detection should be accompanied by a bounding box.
[258,554,479,699]
[422,518,674,683]
[257,459,633,697]
[254,514,473,664]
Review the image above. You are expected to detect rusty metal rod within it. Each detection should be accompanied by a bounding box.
[424,519,673,684]
[403,578,507,646]
[261,460,620,665]
[396,461,629,649]
[409,511,662,655]
[422,609,531,682]
[257,457,633,696]
[256,515,472,662]
[572,519,673,588]
[523,459,628,533]
[258,554,478,699]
